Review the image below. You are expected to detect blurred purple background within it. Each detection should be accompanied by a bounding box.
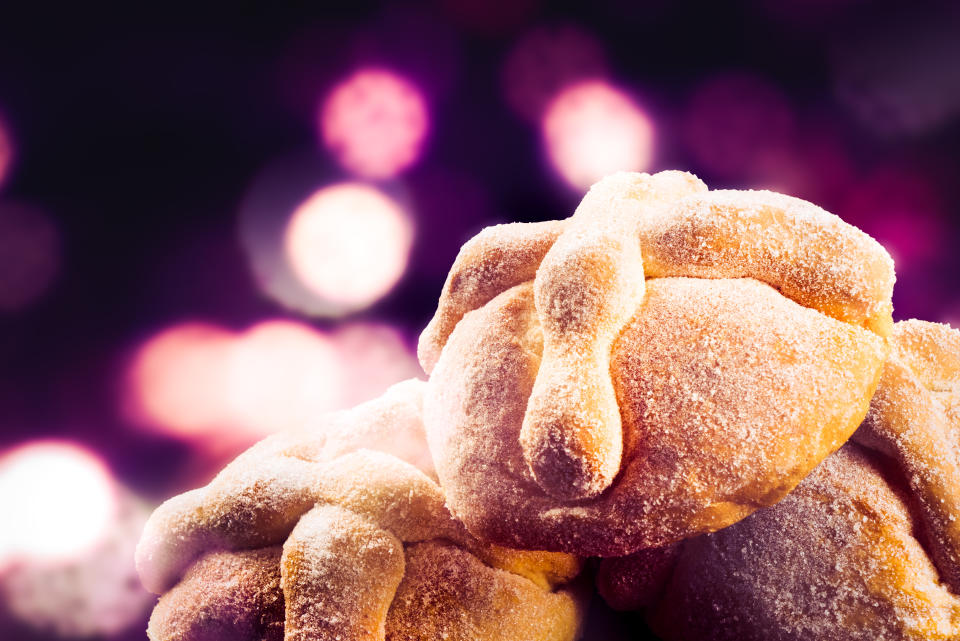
[0,1,958,639]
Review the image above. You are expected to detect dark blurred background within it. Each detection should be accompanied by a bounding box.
[0,1,957,639]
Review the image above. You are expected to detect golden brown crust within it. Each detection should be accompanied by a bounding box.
[600,320,960,640]
[139,380,586,641]
[418,220,567,374]
[386,541,588,641]
[282,505,405,641]
[427,277,885,555]
[421,170,893,553]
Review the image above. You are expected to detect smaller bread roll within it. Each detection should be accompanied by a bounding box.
[138,379,588,641]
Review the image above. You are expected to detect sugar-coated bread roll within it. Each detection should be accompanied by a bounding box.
[421,170,893,555]
[598,320,960,640]
[137,379,587,641]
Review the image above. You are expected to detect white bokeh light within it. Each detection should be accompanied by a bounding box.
[0,484,153,638]
[321,68,429,179]
[0,442,118,566]
[542,81,655,190]
[284,183,414,312]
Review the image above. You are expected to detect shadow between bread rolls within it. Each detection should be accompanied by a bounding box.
[421,170,894,556]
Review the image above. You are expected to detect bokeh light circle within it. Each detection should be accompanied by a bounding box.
[0,116,13,189]
[321,69,429,179]
[126,322,235,438]
[284,183,414,311]
[0,203,60,312]
[542,81,654,190]
[226,320,343,436]
[127,320,347,443]
[0,485,153,637]
[331,323,423,408]
[0,442,118,565]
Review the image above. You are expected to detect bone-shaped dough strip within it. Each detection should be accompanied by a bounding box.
[640,189,895,337]
[282,504,405,641]
[520,172,707,500]
[136,449,462,595]
[418,220,567,374]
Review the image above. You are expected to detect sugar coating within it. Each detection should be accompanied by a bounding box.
[640,188,895,336]
[521,172,706,501]
[856,320,960,594]
[421,169,894,537]
[138,379,586,641]
[426,276,886,556]
[600,320,960,640]
[148,547,285,641]
[418,219,567,373]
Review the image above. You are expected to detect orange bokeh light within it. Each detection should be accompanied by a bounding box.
[284,183,413,312]
[542,81,654,190]
[321,68,429,178]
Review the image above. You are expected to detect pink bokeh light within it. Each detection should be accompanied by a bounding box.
[683,72,795,180]
[126,319,421,446]
[320,68,429,179]
[0,117,12,189]
[542,80,654,190]
[284,182,414,312]
[126,323,236,439]
[331,322,423,408]
[838,167,946,272]
[502,25,609,122]
[0,442,119,567]
[226,320,343,436]
[0,203,60,312]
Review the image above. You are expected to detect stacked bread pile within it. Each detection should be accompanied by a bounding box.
[137,171,960,641]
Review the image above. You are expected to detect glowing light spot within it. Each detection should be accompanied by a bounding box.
[839,168,945,271]
[321,69,429,178]
[285,183,413,311]
[503,25,608,122]
[0,442,118,565]
[331,323,423,408]
[126,323,235,438]
[683,72,794,179]
[0,203,60,312]
[542,81,654,190]
[0,117,13,189]
[226,320,343,435]
[0,485,153,637]
[127,320,345,443]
